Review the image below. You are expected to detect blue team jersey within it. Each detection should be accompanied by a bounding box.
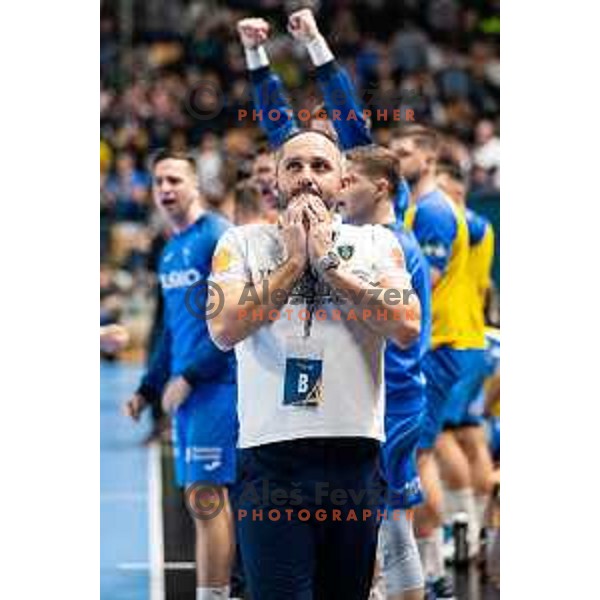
[395,178,411,222]
[383,222,432,406]
[158,212,236,384]
[405,189,479,349]
[465,208,488,246]
[138,211,239,488]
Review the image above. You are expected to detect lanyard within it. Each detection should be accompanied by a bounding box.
[303,267,319,338]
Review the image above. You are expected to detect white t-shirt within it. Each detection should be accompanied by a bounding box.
[210,221,411,449]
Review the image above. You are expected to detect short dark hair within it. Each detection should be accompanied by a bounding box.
[347,145,400,197]
[436,160,466,183]
[234,181,263,217]
[150,149,197,173]
[255,145,271,157]
[390,124,440,154]
[436,136,467,182]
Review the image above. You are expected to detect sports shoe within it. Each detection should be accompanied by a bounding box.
[426,575,456,599]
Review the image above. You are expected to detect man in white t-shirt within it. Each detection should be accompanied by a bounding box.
[208,130,421,599]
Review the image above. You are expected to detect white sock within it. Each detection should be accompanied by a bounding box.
[432,527,446,578]
[196,586,230,600]
[417,528,445,581]
[443,487,471,521]
[475,494,489,532]
[417,536,434,580]
[444,487,479,555]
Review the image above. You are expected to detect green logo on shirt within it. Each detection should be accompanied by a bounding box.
[337,245,354,261]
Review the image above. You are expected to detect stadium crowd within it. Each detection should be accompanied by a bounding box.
[100,0,499,351]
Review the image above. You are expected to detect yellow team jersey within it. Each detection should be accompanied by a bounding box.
[405,190,480,349]
[464,209,495,348]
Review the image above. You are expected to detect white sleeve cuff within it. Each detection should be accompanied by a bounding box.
[244,46,269,70]
[306,36,334,67]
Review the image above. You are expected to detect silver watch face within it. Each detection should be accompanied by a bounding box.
[327,251,341,267]
[320,252,340,272]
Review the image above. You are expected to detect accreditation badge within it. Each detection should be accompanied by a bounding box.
[282,336,324,408]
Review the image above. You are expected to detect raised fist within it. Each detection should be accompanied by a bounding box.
[237,18,270,49]
[287,9,320,44]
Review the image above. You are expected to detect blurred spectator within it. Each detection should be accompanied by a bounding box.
[390,23,430,75]
[100,139,113,174]
[197,133,224,200]
[472,118,500,172]
[100,265,125,326]
[104,151,150,223]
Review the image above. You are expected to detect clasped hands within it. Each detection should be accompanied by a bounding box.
[280,195,334,272]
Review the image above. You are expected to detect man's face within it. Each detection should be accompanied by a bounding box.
[116,153,134,175]
[389,137,427,186]
[251,153,277,210]
[336,161,378,225]
[475,120,494,145]
[152,158,198,224]
[276,132,343,211]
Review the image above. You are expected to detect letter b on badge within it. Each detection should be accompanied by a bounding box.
[298,373,309,394]
[283,358,323,407]
[282,338,324,407]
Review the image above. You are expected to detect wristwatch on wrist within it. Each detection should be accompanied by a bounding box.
[316,251,341,276]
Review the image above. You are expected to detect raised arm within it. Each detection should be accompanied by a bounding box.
[237,18,299,148]
[288,9,372,150]
[123,323,171,421]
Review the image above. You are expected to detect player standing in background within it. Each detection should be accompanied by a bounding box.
[236,12,366,147]
[249,147,279,223]
[237,9,412,220]
[391,126,474,599]
[123,150,238,600]
[435,150,497,560]
[286,8,413,221]
[339,145,430,600]
[208,130,421,600]
[233,180,269,226]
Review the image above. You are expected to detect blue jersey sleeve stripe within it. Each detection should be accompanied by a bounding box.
[249,67,299,149]
[315,60,372,150]
[137,324,171,401]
